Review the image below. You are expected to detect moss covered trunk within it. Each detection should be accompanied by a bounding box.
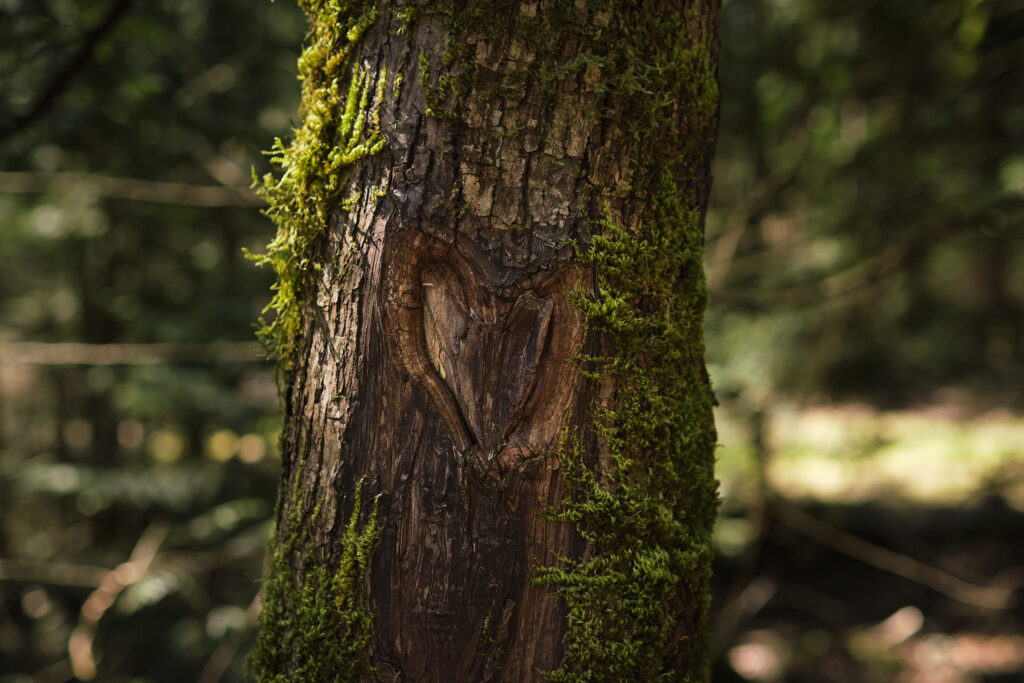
[249,0,721,680]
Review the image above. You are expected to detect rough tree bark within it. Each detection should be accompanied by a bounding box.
[247,1,720,681]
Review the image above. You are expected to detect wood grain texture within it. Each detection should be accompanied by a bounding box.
[382,230,582,479]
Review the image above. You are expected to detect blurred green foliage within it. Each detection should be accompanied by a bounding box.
[1,0,305,680]
[706,0,1024,405]
[0,0,1021,681]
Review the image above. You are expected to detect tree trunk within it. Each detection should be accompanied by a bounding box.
[248,1,721,681]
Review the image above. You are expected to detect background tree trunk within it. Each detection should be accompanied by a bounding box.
[249,1,721,681]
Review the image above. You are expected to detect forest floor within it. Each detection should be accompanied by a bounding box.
[710,397,1024,682]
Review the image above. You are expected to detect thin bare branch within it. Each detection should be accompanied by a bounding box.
[0,341,264,366]
[706,165,801,291]
[68,523,168,681]
[0,0,137,142]
[0,558,109,588]
[0,171,262,207]
[771,498,1015,610]
[196,593,262,683]
[710,243,907,311]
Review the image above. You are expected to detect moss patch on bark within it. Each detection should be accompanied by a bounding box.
[247,464,382,682]
[247,0,384,386]
[411,2,720,678]
[248,0,720,679]
[525,5,720,682]
[246,1,386,678]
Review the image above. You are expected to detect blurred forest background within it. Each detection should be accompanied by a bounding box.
[0,0,1021,681]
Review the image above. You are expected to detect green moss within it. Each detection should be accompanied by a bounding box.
[525,6,720,682]
[418,50,462,121]
[247,467,382,682]
[391,5,417,35]
[535,192,718,682]
[246,0,386,676]
[246,0,385,386]
[248,1,720,679]
[342,2,719,679]
[476,601,503,658]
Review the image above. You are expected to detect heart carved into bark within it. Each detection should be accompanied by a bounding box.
[381,230,582,476]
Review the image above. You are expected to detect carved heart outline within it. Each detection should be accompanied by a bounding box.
[381,230,582,476]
